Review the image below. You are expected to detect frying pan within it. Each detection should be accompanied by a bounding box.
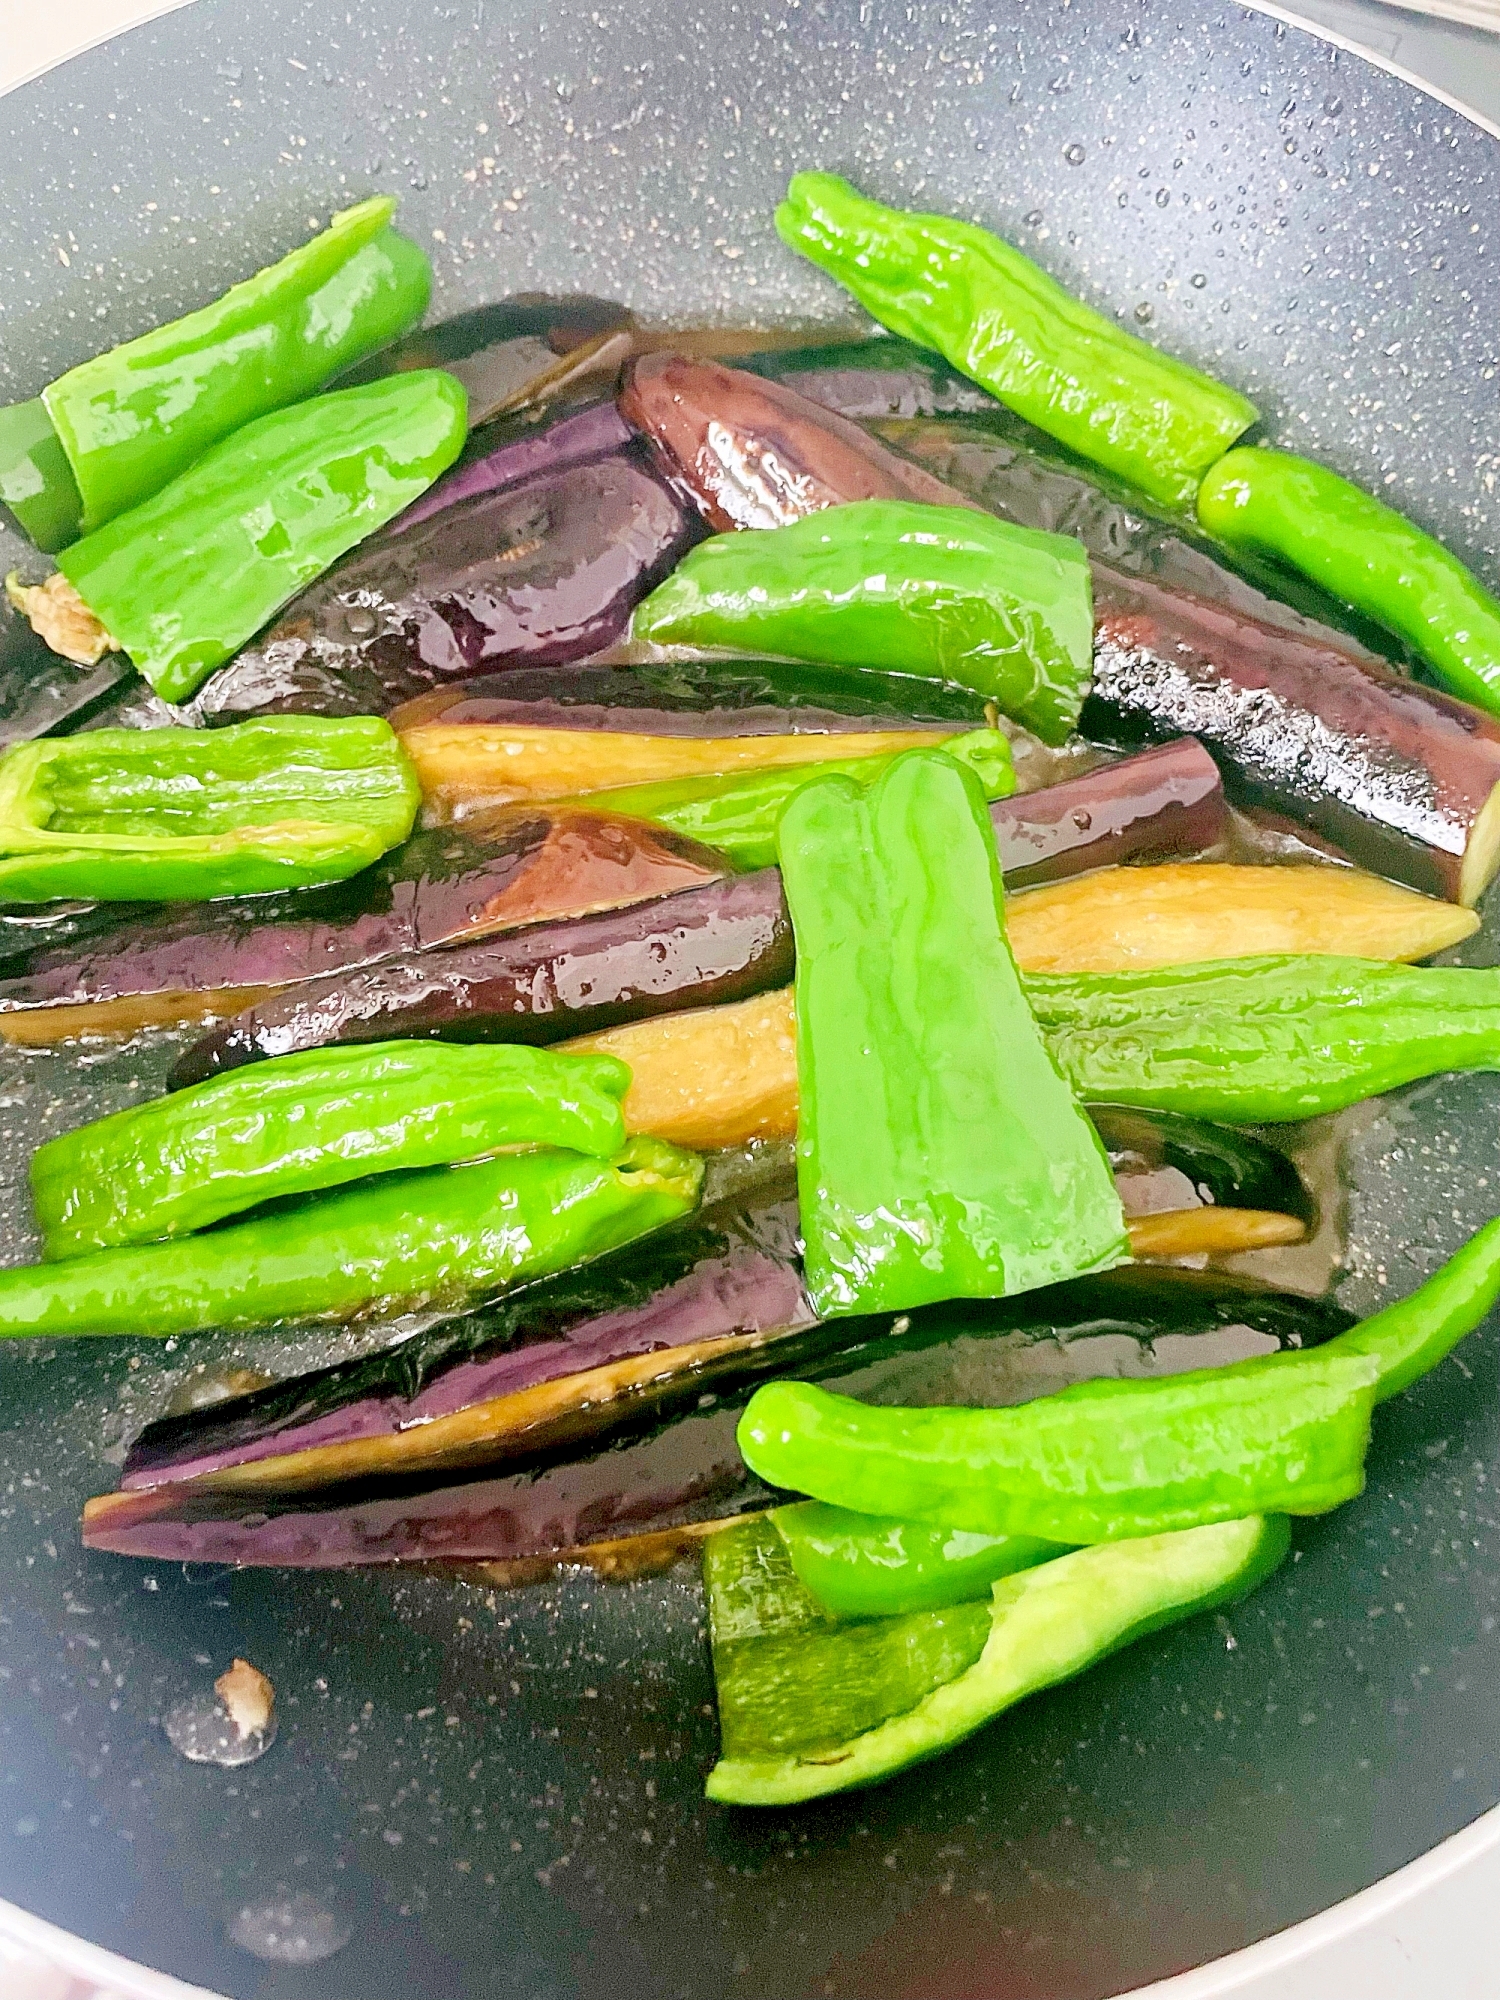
[3,2,1500,1994]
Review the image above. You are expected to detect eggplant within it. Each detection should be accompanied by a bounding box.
[1093,1106,1315,1228]
[81,1269,1354,1570]
[194,445,699,723]
[741,336,1008,422]
[172,741,1224,1082]
[386,660,979,736]
[0,808,725,1046]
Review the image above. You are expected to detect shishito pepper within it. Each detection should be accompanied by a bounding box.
[774,172,1258,512]
[0,715,420,903]
[631,500,1094,745]
[772,1501,1069,1619]
[779,748,1126,1316]
[705,1510,1289,1805]
[0,197,431,550]
[1198,448,1500,719]
[573,727,1014,869]
[42,370,466,703]
[0,1135,700,1341]
[31,1041,633,1258]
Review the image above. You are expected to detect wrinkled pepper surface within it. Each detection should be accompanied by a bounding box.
[779,748,1126,1316]
[52,370,466,701]
[774,172,1258,511]
[0,715,420,903]
[576,727,1014,868]
[706,1511,1289,1804]
[631,499,1094,745]
[0,1135,700,1341]
[1198,447,1500,719]
[32,1040,632,1258]
[0,197,431,550]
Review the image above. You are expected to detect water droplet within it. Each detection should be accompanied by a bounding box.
[1047,74,1070,95]
[1323,93,1343,116]
[1023,208,1043,227]
[1431,254,1445,270]
[1284,139,1298,155]
[1070,809,1093,832]
[230,1892,350,1966]
[1133,302,1154,325]
[1190,271,1207,288]
[1117,193,1129,208]
[410,172,427,190]
[1121,24,1139,47]
[163,1689,277,1768]
[1062,143,1085,166]
[216,61,243,82]
[1155,188,1169,208]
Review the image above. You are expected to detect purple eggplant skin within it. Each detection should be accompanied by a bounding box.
[170,739,1225,1083]
[193,447,700,724]
[0,808,727,1047]
[169,865,796,1087]
[394,400,632,531]
[81,1269,1352,1570]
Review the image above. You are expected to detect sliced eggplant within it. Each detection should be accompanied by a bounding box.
[81,1269,1354,1569]
[0,808,725,1046]
[741,335,1007,421]
[1094,1106,1315,1227]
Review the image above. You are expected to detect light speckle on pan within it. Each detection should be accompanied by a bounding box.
[1,4,1500,1997]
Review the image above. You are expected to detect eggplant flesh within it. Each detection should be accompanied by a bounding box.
[0,808,726,1045]
[171,740,1223,1082]
[82,1268,1353,1569]
[194,448,699,723]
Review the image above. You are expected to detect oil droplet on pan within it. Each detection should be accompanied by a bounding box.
[229,1891,351,1965]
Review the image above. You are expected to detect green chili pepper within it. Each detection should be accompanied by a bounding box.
[0,1135,700,1341]
[1027,954,1500,1123]
[0,197,431,551]
[0,715,420,903]
[1329,1213,1500,1402]
[31,1041,633,1259]
[771,1500,1069,1619]
[774,172,1258,512]
[632,500,1094,745]
[576,727,1014,869]
[779,748,1126,1317]
[706,1510,1289,1805]
[1198,447,1500,718]
[53,370,466,702]
[739,1350,1378,1544]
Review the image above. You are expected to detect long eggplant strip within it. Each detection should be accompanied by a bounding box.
[0,808,726,1047]
[83,1270,1350,1567]
[1003,863,1478,975]
[1125,1210,1305,1257]
[173,743,1224,1081]
[401,722,950,822]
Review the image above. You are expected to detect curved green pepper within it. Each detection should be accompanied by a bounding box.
[771,1500,1069,1618]
[632,500,1094,745]
[31,1040,633,1258]
[1330,1212,1500,1402]
[1198,447,1500,718]
[53,369,466,702]
[0,715,420,902]
[0,1135,700,1341]
[775,172,1258,512]
[706,1511,1289,1805]
[0,197,431,551]
[577,727,1014,868]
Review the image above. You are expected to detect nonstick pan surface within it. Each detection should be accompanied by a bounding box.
[4,3,1500,1994]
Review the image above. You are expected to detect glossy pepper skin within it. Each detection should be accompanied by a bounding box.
[31,1040,632,1258]
[0,716,420,903]
[779,749,1126,1317]
[632,499,1094,745]
[771,1501,1069,1619]
[574,727,1014,869]
[0,1135,701,1342]
[1198,448,1500,719]
[8,197,431,548]
[56,370,467,702]
[774,173,1258,512]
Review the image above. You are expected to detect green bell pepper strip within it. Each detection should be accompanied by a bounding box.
[0,1135,700,1342]
[1198,447,1500,718]
[779,748,1126,1318]
[1329,1213,1500,1402]
[575,727,1014,869]
[1027,954,1500,1124]
[774,172,1258,513]
[55,369,467,703]
[771,1500,1069,1619]
[739,1350,1378,1544]
[0,197,432,550]
[31,1041,633,1259]
[0,715,420,903]
[631,500,1094,745]
[706,1511,1289,1805]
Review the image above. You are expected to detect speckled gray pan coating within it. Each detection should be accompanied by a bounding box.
[3,4,1500,1997]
